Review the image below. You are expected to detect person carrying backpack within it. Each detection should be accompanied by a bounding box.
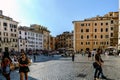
[93,49,107,80]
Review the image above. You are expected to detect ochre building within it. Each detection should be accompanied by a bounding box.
[73,12,118,52]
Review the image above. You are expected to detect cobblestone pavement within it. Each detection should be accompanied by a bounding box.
[0,54,120,80]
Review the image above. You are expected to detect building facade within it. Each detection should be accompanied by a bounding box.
[73,12,118,52]
[49,35,55,51]
[56,31,73,50]
[30,24,50,50]
[18,26,43,52]
[0,10,18,52]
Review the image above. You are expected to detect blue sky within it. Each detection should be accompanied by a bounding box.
[0,0,118,36]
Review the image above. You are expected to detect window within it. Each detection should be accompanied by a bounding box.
[111,27,113,30]
[86,29,89,32]
[25,32,27,35]
[96,42,98,45]
[3,22,7,26]
[101,23,103,26]
[107,42,109,45]
[81,29,83,32]
[81,23,84,26]
[111,20,113,24]
[111,33,113,37]
[106,28,108,32]
[14,25,17,28]
[95,23,97,26]
[19,31,21,34]
[86,42,90,45]
[20,40,22,43]
[10,24,12,27]
[15,34,16,37]
[87,35,89,39]
[105,35,109,38]
[19,36,21,39]
[110,14,112,16]
[106,23,108,25]
[13,39,15,42]
[81,35,83,39]
[88,42,90,45]
[11,29,13,32]
[95,29,97,32]
[14,29,16,32]
[4,28,7,30]
[81,42,83,45]
[88,23,90,26]
[6,33,8,36]
[101,28,103,32]
[101,35,103,38]
[95,35,97,38]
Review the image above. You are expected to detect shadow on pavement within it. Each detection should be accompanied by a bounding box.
[76,73,87,78]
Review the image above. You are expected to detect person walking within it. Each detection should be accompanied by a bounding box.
[1,48,12,80]
[18,50,31,80]
[87,49,91,60]
[93,49,107,80]
[91,50,96,60]
[72,52,75,62]
[81,50,85,56]
[33,52,36,62]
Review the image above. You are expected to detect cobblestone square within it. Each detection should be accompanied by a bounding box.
[0,54,120,80]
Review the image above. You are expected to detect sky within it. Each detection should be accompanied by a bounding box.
[0,0,118,37]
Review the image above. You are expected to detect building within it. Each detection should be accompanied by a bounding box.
[56,31,73,51]
[73,12,118,52]
[30,24,50,50]
[18,26,43,52]
[49,35,55,51]
[0,10,18,52]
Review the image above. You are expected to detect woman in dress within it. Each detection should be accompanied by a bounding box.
[18,52,31,80]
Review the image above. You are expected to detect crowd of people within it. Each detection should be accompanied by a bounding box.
[0,49,31,80]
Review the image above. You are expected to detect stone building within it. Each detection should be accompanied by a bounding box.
[0,10,18,52]
[73,12,118,52]
[56,31,73,51]
[18,26,44,52]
